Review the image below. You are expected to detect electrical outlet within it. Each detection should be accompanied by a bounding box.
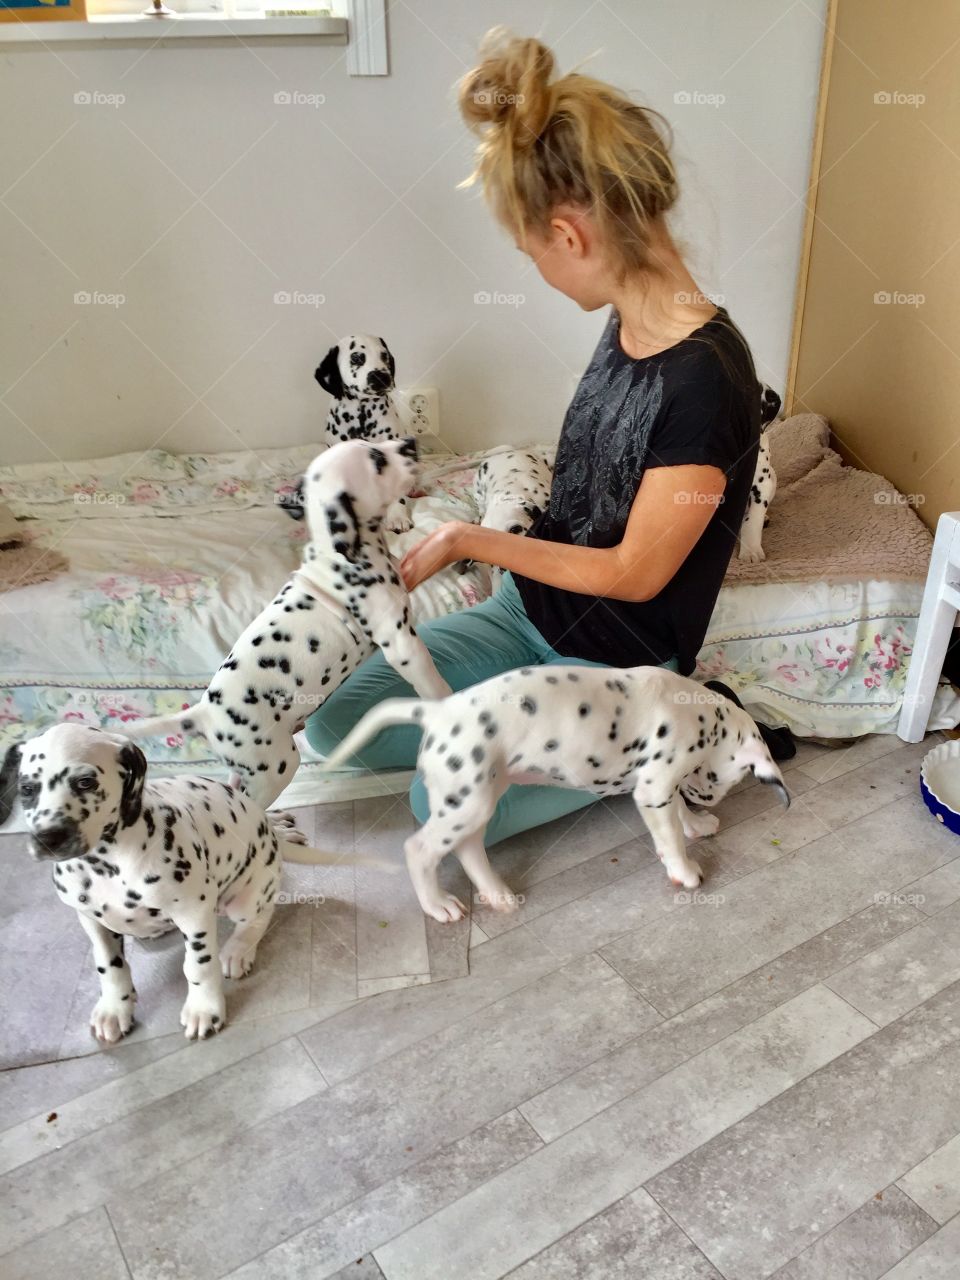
[397,386,440,436]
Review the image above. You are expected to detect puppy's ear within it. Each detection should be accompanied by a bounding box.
[325,491,362,563]
[383,343,396,382]
[315,346,343,398]
[0,743,23,826]
[117,741,147,827]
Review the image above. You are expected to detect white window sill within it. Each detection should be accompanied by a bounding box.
[0,11,347,43]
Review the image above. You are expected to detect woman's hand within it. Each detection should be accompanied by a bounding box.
[399,521,469,591]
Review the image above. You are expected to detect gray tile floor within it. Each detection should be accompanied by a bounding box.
[3,731,960,1278]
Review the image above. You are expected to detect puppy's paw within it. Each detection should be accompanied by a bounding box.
[269,811,307,844]
[668,860,702,890]
[220,936,259,979]
[422,892,467,924]
[180,990,226,1040]
[89,993,136,1043]
[738,545,765,563]
[681,808,720,839]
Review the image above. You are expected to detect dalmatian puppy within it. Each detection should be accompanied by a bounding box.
[126,437,451,809]
[323,666,789,923]
[312,333,413,533]
[473,447,554,536]
[0,724,388,1042]
[738,384,782,563]
[315,334,402,448]
[467,447,554,591]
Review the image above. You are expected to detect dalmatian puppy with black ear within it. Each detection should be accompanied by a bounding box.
[324,666,789,924]
[315,333,402,447]
[0,724,386,1042]
[738,383,782,563]
[288,332,413,533]
[126,437,451,809]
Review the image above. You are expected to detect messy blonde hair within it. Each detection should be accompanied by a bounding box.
[458,28,678,277]
[459,29,760,389]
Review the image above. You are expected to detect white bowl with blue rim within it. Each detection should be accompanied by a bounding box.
[920,740,960,836]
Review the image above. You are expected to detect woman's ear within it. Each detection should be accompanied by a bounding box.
[117,741,147,828]
[315,346,344,398]
[0,743,23,826]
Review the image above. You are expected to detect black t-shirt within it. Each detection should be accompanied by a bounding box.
[512,306,763,675]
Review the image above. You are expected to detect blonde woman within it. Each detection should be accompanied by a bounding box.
[308,29,766,844]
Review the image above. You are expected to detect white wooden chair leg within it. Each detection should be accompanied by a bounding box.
[899,512,960,742]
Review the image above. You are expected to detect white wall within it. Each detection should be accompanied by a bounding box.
[0,0,827,466]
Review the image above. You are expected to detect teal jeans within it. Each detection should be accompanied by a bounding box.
[305,572,677,846]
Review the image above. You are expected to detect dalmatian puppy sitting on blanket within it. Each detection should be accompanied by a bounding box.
[324,666,789,923]
[126,437,451,810]
[738,383,783,562]
[0,724,388,1042]
[278,334,413,532]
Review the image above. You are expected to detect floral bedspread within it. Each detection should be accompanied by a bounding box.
[1,443,956,776]
[0,444,486,765]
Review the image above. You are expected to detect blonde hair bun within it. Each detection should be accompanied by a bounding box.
[458,28,678,275]
[459,28,555,144]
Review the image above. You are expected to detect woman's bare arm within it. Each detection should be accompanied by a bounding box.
[400,463,727,601]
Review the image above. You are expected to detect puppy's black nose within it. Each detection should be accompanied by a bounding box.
[367,369,391,393]
[399,435,419,461]
[32,822,78,857]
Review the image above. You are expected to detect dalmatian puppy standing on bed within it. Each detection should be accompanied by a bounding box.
[324,666,789,923]
[126,437,450,810]
[0,724,390,1041]
[738,383,782,563]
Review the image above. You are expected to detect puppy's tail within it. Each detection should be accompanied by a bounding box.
[279,841,397,872]
[321,697,426,771]
[123,704,205,741]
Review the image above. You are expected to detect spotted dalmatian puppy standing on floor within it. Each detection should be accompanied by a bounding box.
[126,437,450,809]
[324,665,789,924]
[0,724,388,1042]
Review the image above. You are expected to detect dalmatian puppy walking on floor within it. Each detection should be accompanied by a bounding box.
[0,725,389,1042]
[324,666,789,923]
[126,437,450,810]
